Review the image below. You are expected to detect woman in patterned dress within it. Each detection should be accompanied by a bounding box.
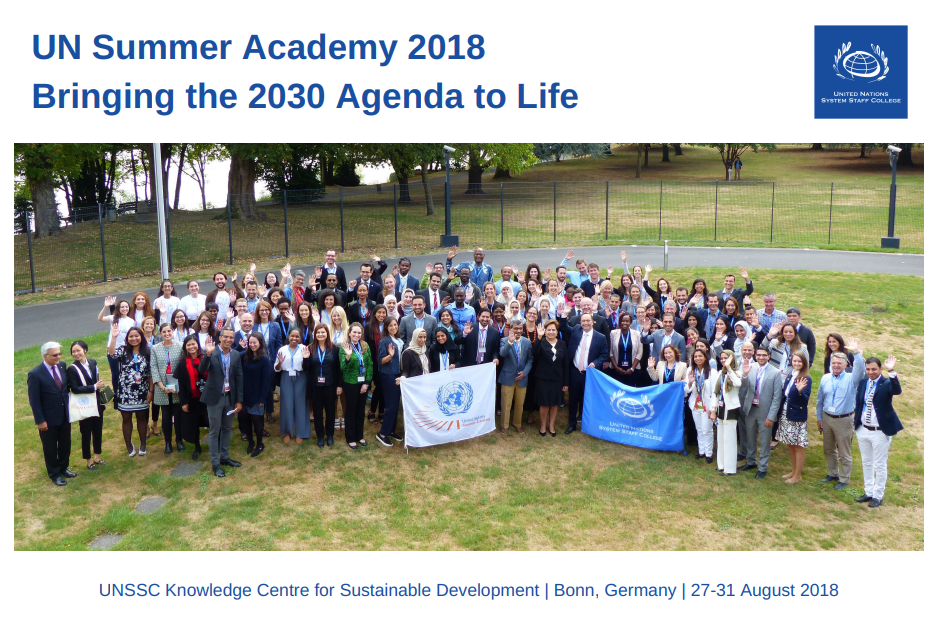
[107,323,152,457]
[778,348,812,484]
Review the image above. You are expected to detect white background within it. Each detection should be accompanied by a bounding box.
[4,0,933,611]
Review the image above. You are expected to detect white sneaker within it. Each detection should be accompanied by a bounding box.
[128,445,137,458]
[138,448,147,457]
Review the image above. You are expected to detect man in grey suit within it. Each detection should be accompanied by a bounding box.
[399,296,437,345]
[736,342,756,469]
[199,328,244,478]
[498,317,534,434]
[741,345,784,478]
[640,314,686,363]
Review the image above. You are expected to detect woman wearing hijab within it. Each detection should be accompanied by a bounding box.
[400,328,430,379]
[383,294,401,322]
[428,326,459,373]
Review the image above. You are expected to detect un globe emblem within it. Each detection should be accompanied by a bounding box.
[610,390,656,422]
[436,381,474,416]
[843,51,880,78]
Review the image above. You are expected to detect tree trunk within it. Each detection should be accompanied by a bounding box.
[227,152,259,217]
[897,143,913,166]
[643,144,650,168]
[673,143,683,155]
[29,174,60,237]
[661,143,670,162]
[396,173,412,202]
[105,146,117,205]
[465,149,485,194]
[130,148,139,202]
[141,143,172,219]
[173,143,187,209]
[141,152,149,202]
[420,163,435,215]
[860,143,868,158]
[62,177,72,215]
[811,143,824,150]
[492,165,512,179]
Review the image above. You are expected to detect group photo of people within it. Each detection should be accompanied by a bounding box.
[28,247,904,508]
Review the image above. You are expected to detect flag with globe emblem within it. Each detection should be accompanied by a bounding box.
[582,370,686,452]
[401,363,496,448]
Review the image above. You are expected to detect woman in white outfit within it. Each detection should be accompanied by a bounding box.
[712,349,743,475]
[685,348,718,463]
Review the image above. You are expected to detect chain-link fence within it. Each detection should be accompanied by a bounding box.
[14,180,924,294]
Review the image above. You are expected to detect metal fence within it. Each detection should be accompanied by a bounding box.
[14,180,924,294]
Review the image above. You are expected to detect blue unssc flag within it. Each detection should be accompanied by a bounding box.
[582,370,686,452]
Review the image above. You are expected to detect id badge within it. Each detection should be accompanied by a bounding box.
[133,372,142,384]
[695,396,704,411]
[357,376,365,383]
[620,359,630,369]
[224,379,230,393]
[289,369,297,377]
[318,376,326,384]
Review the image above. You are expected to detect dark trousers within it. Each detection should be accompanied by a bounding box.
[344,382,368,443]
[309,386,337,438]
[370,376,385,416]
[568,370,586,428]
[153,402,183,445]
[247,414,264,449]
[378,373,401,437]
[79,412,103,459]
[39,421,71,479]
[182,398,207,446]
[684,400,698,448]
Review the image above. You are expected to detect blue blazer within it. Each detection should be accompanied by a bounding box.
[696,308,728,338]
[376,337,402,376]
[240,353,272,408]
[498,336,534,387]
[27,361,70,426]
[781,374,812,423]
[854,375,903,436]
[394,273,421,299]
[253,322,283,359]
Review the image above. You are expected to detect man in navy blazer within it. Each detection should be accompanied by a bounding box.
[27,342,74,486]
[393,258,421,300]
[696,293,728,340]
[561,313,609,434]
[460,308,501,367]
[497,318,534,434]
[852,355,902,508]
[347,256,388,303]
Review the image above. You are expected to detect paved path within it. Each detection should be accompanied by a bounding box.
[14,245,923,351]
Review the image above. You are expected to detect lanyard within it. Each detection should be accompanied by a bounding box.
[664,365,674,382]
[352,343,365,374]
[317,346,326,377]
[361,305,369,320]
[286,345,300,372]
[221,351,230,383]
[280,319,289,339]
[696,368,705,394]
[513,340,522,363]
[333,331,342,344]
[442,350,449,369]
[399,276,406,293]
[259,322,269,340]
[755,365,765,393]
[496,321,506,336]
[132,353,141,374]
[478,327,487,351]
[174,329,186,343]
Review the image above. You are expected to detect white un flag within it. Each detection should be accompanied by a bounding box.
[401,363,496,448]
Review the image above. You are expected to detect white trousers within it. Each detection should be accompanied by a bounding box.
[716,418,738,473]
[856,426,892,500]
[692,408,714,457]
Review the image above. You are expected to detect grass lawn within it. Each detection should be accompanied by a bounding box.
[13,268,923,551]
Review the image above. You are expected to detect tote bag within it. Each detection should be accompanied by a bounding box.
[68,365,100,423]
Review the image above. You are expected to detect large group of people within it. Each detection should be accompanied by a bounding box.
[27,248,904,507]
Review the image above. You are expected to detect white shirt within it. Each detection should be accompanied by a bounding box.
[108,316,136,349]
[576,330,593,371]
[212,291,231,318]
[276,344,305,375]
[179,294,206,320]
[153,295,180,324]
[862,377,881,427]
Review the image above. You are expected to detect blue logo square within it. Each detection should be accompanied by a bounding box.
[815,25,908,119]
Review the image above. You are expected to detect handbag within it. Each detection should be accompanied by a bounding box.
[97,385,115,406]
[68,366,100,422]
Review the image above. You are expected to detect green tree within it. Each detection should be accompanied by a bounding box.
[14,143,98,237]
[223,143,292,218]
[180,143,223,210]
[453,144,537,194]
[696,143,776,179]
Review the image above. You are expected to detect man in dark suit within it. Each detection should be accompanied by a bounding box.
[568,296,611,343]
[716,269,754,311]
[696,293,728,341]
[310,273,347,308]
[27,342,75,486]
[317,249,348,291]
[786,307,817,367]
[853,356,902,508]
[562,313,609,434]
[417,272,451,315]
[460,308,501,367]
[394,258,421,300]
[347,256,387,303]
[199,328,244,478]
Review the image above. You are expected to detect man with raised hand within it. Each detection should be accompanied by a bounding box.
[445,247,494,289]
[717,267,754,312]
[816,338,865,489]
[200,329,244,478]
[317,249,347,291]
[853,355,902,508]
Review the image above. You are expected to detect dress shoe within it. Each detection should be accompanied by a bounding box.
[868,498,882,508]
[499,428,508,434]
[706,456,713,464]
[736,454,745,462]
[246,442,255,455]
[539,430,547,437]
[53,477,67,486]
[834,482,849,490]
[220,458,241,467]
[177,443,185,452]
[318,437,325,448]
[63,470,77,478]
[695,454,704,459]
[550,431,557,437]
[265,412,274,424]
[192,447,201,461]
[720,472,736,476]
[739,463,757,471]
[263,430,270,437]
[326,436,334,447]
[164,444,173,455]
[250,446,264,458]
[240,433,247,441]
[565,426,576,435]
[820,474,839,483]
[855,494,873,503]
[213,465,226,478]
[390,433,404,442]
[755,471,767,479]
